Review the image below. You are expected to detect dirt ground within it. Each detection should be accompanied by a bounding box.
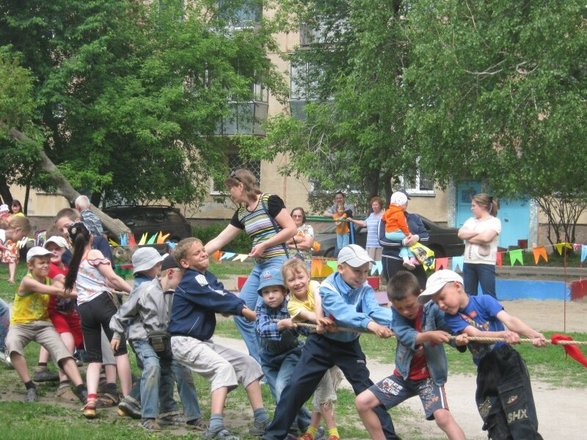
[215,300,587,440]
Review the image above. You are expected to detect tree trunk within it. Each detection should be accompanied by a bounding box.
[7,127,131,237]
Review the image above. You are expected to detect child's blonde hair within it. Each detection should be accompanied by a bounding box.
[281,258,310,286]
[173,237,203,264]
[6,215,32,235]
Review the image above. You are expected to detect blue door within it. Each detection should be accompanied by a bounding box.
[455,182,530,249]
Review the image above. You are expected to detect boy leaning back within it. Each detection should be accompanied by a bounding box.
[168,237,270,440]
[355,271,466,440]
[419,270,546,440]
[5,246,87,403]
[263,245,400,440]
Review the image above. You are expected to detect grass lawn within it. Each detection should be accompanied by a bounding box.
[1,262,586,439]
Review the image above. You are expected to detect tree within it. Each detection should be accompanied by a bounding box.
[404,0,587,242]
[0,0,284,207]
[244,0,415,212]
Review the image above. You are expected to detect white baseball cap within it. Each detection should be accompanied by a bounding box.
[390,191,408,206]
[26,246,54,262]
[132,247,164,274]
[418,270,463,303]
[337,244,373,267]
[44,236,70,250]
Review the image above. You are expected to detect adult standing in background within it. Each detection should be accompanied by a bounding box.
[287,207,315,269]
[458,193,501,297]
[205,169,297,363]
[323,191,354,217]
[349,196,384,261]
[378,191,430,288]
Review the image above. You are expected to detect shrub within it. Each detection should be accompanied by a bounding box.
[192,223,253,254]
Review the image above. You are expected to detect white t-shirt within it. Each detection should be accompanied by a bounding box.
[462,216,502,264]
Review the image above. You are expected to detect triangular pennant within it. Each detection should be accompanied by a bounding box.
[554,242,572,255]
[156,232,170,244]
[119,233,127,246]
[321,262,334,277]
[212,250,222,262]
[146,233,158,245]
[128,233,137,247]
[220,252,236,261]
[326,260,338,273]
[496,251,503,267]
[109,239,119,247]
[451,256,464,272]
[370,261,383,276]
[581,245,587,264]
[532,246,548,265]
[509,249,524,266]
[233,254,249,262]
[165,241,177,250]
[434,257,448,271]
[311,259,323,278]
[138,232,148,246]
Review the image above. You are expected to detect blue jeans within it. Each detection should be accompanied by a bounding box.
[335,233,349,256]
[463,263,496,297]
[0,299,9,351]
[260,347,311,431]
[133,339,178,419]
[236,256,287,363]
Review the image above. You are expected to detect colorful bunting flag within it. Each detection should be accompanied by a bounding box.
[326,260,338,273]
[581,245,587,264]
[532,246,548,265]
[451,256,464,272]
[220,252,236,261]
[555,242,573,255]
[128,233,137,247]
[138,233,148,246]
[434,257,448,271]
[509,249,524,266]
[211,250,222,262]
[233,254,249,262]
[496,251,503,267]
[146,233,157,245]
[370,261,383,276]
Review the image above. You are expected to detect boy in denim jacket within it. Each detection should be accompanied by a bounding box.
[356,271,466,440]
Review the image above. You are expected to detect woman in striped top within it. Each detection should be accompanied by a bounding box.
[205,169,297,363]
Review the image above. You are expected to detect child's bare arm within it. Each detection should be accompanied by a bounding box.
[19,277,65,297]
[497,310,547,346]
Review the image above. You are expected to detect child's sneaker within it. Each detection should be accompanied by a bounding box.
[186,418,208,431]
[117,396,141,419]
[159,413,185,426]
[25,387,38,402]
[203,428,240,440]
[56,384,78,402]
[33,368,59,382]
[141,418,162,432]
[249,418,270,436]
[0,351,13,369]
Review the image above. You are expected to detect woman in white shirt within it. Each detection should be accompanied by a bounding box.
[458,193,501,297]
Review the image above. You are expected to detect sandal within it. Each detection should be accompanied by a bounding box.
[82,400,97,419]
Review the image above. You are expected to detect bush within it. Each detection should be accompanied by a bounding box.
[192,223,253,254]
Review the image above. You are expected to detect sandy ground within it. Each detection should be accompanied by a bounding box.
[216,300,587,440]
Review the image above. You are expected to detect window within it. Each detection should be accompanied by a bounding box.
[289,61,322,119]
[399,170,435,196]
[210,152,261,194]
[217,0,262,29]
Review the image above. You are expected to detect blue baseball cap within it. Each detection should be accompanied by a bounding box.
[257,268,286,295]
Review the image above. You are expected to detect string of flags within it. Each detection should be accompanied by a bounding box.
[208,241,587,279]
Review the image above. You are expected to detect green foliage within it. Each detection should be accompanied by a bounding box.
[192,223,253,254]
[0,0,284,206]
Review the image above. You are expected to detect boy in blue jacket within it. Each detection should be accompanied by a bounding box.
[355,271,466,440]
[168,237,269,440]
[263,244,401,440]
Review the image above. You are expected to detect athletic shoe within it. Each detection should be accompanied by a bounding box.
[249,418,270,436]
[117,397,141,419]
[159,413,185,426]
[56,384,78,402]
[203,428,240,439]
[186,418,208,431]
[96,392,119,408]
[0,351,13,369]
[141,418,162,432]
[33,368,59,382]
[25,387,38,402]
